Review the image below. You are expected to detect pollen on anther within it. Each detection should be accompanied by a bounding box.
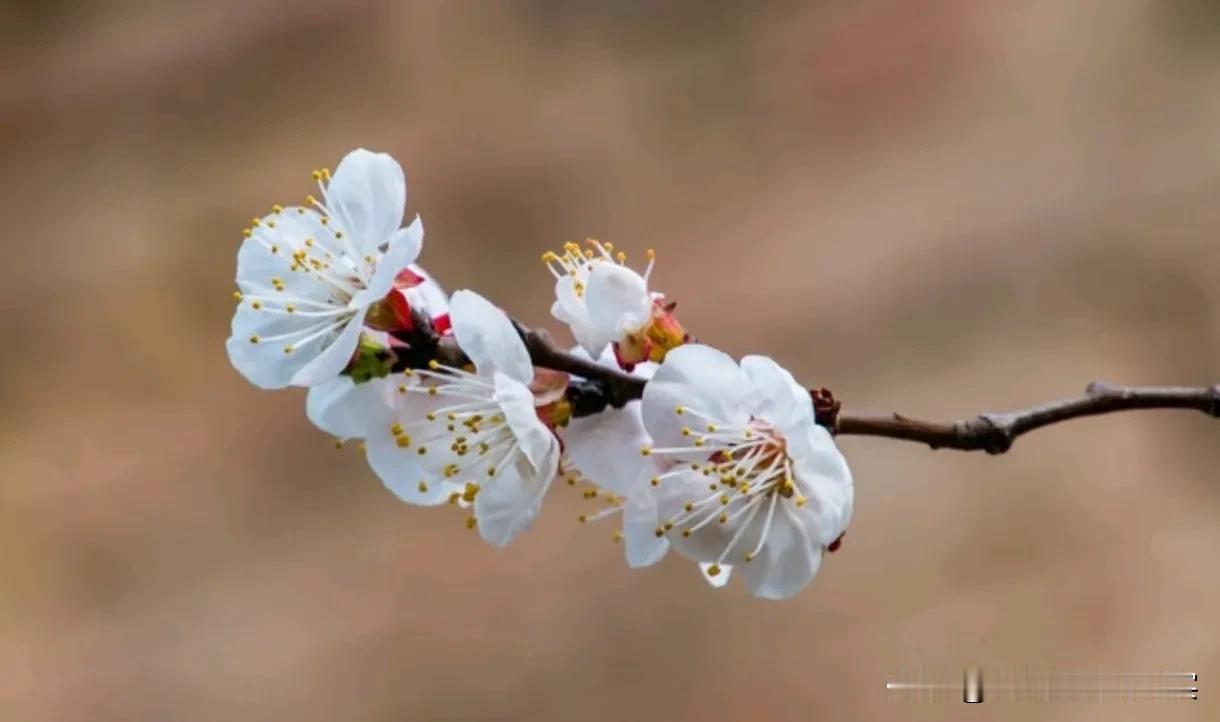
[398,385,408,394]
[681,529,692,538]
[251,301,262,310]
[640,447,652,456]
[283,346,293,354]
[674,405,685,415]
[577,514,588,524]
[285,304,296,314]
[465,516,477,530]
[417,481,429,493]
[249,335,260,344]
[612,531,624,543]
[427,387,439,396]
[416,446,427,455]
[706,564,722,577]
[654,527,665,538]
[395,435,410,448]
[649,477,660,487]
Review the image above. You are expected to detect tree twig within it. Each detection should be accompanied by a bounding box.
[390,312,1220,455]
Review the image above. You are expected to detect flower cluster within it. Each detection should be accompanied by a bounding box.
[227,149,853,600]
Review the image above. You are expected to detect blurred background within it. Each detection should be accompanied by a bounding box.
[2,1,1219,720]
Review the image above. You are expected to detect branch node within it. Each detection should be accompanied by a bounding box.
[1085,380,1119,398]
[810,387,841,429]
[973,413,1015,455]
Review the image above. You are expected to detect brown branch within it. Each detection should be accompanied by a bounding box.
[389,312,1220,454]
[831,383,1220,454]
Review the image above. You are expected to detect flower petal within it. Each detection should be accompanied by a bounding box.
[585,263,652,339]
[740,355,815,435]
[474,438,561,547]
[640,344,750,450]
[352,215,424,307]
[788,424,854,545]
[365,394,463,506]
[288,306,369,386]
[623,492,669,568]
[305,375,393,439]
[403,263,450,318]
[450,290,533,384]
[736,505,822,600]
[565,402,654,496]
[552,275,611,355]
[699,562,733,589]
[325,148,405,252]
[494,372,558,473]
[226,303,360,390]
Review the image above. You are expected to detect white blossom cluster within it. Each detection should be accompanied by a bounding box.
[227,149,853,599]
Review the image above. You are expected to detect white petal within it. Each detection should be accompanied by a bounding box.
[306,376,393,439]
[699,562,733,588]
[450,290,533,383]
[226,305,357,390]
[640,344,750,450]
[585,263,652,339]
[236,210,340,299]
[623,492,669,567]
[788,425,854,545]
[351,215,423,307]
[494,372,558,473]
[552,276,610,355]
[740,355,814,435]
[403,263,450,317]
[737,505,822,600]
[474,439,561,547]
[595,346,657,380]
[654,471,737,561]
[288,307,369,386]
[564,403,654,496]
[325,148,405,252]
[365,397,462,506]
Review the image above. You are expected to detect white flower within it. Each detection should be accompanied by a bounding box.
[364,290,562,547]
[638,345,853,600]
[543,241,685,369]
[305,265,450,441]
[226,148,423,389]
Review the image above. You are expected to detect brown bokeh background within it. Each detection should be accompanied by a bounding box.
[2,2,1219,720]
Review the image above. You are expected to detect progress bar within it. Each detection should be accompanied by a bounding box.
[886,667,1199,703]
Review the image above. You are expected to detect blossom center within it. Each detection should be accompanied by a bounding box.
[643,408,808,565]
